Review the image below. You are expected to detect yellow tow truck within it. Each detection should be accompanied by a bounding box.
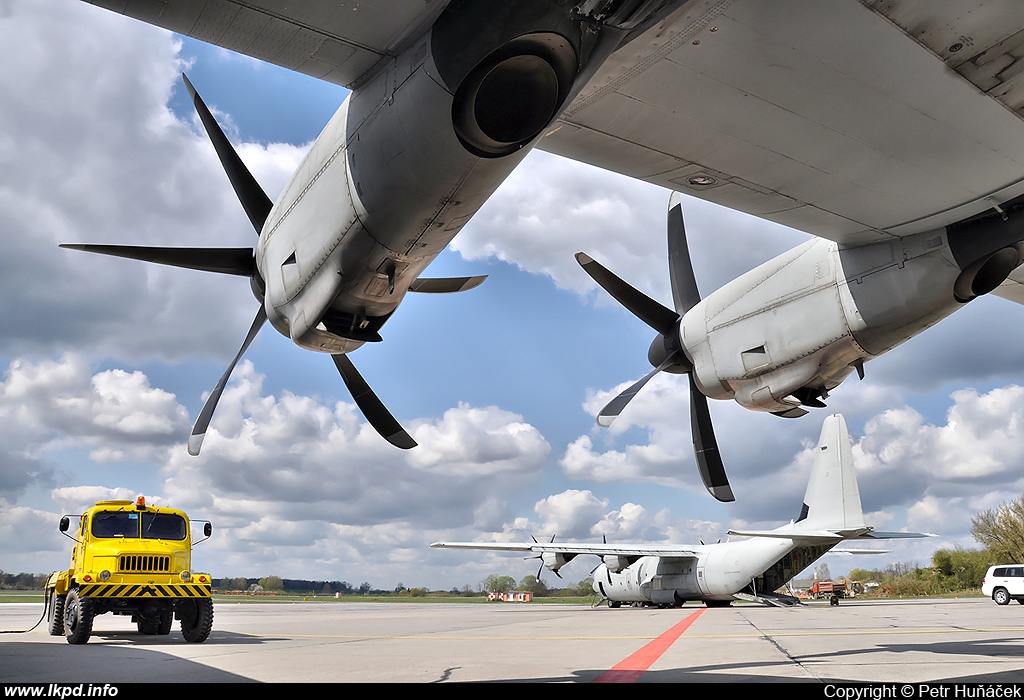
[44,496,214,644]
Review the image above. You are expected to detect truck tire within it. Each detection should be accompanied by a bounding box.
[47,591,65,636]
[179,598,213,643]
[157,609,173,635]
[137,609,172,635]
[994,588,1011,606]
[64,589,95,644]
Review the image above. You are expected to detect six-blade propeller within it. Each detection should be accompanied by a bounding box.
[61,74,416,455]
[576,193,734,502]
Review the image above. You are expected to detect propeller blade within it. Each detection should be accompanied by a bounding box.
[189,306,268,456]
[666,192,702,314]
[59,245,254,276]
[331,354,417,449]
[182,74,273,234]
[688,373,734,502]
[596,357,675,427]
[575,252,679,336]
[532,534,556,579]
[408,276,488,293]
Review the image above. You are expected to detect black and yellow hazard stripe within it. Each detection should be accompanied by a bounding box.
[78,582,212,599]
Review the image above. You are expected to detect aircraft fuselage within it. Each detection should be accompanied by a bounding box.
[593,539,835,605]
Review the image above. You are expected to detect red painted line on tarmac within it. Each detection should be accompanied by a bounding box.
[591,607,707,683]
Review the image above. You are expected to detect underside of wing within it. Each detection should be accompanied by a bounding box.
[82,0,449,89]
[542,0,1024,245]
[993,266,1024,305]
[430,541,700,558]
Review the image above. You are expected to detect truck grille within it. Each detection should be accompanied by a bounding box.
[119,554,171,572]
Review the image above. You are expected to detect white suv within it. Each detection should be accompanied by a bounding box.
[981,565,1024,605]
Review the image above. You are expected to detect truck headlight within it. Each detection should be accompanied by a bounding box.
[99,570,111,581]
[180,571,191,582]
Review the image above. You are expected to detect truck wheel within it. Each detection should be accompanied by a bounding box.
[157,609,173,635]
[994,588,1011,605]
[137,609,172,635]
[64,589,94,645]
[47,591,65,636]
[179,598,213,643]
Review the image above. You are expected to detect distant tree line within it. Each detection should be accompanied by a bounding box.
[0,572,48,590]
[215,577,373,595]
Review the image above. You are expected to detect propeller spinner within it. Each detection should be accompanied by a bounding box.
[575,193,734,502]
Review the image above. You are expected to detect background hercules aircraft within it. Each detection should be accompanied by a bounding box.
[66,1,1024,495]
[432,414,935,608]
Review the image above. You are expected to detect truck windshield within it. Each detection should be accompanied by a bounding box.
[90,511,187,540]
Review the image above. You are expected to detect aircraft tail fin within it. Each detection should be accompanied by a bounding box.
[793,413,866,533]
[729,413,936,541]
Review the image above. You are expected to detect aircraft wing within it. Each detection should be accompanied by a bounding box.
[993,268,1024,306]
[85,2,1024,247]
[541,0,1024,246]
[430,541,701,558]
[82,0,450,89]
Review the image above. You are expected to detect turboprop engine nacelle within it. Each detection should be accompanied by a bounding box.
[577,192,1024,501]
[679,228,1000,415]
[542,551,575,574]
[258,0,600,354]
[602,555,634,573]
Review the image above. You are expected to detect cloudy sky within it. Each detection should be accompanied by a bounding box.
[2,1,1024,593]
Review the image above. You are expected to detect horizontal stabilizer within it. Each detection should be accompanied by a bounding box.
[856,530,937,539]
[829,549,891,555]
[409,276,487,293]
[60,244,254,276]
[727,528,846,542]
[727,527,935,541]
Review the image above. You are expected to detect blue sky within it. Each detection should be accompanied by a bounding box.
[3,1,1024,592]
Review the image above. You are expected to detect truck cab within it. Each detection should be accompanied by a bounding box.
[45,496,214,644]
